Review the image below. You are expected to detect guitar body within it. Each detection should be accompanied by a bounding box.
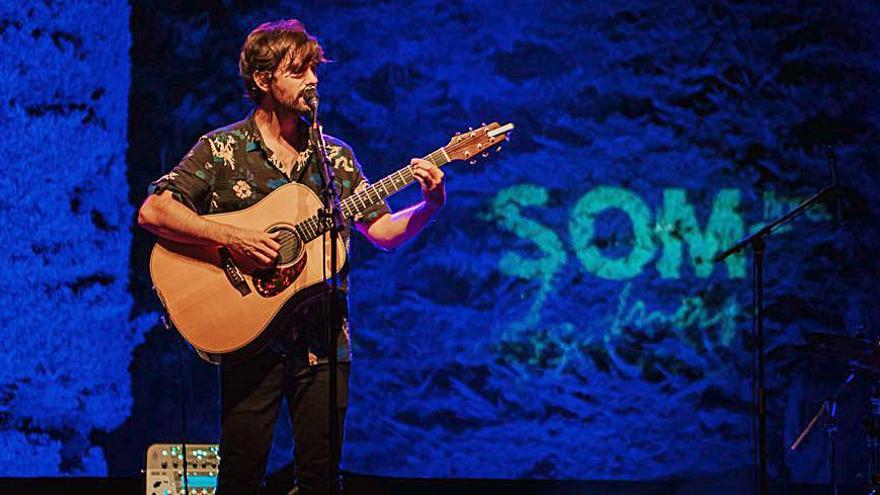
[149,183,345,364]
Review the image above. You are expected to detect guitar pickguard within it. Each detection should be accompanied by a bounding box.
[252,252,308,297]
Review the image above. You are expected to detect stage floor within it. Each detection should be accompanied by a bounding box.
[0,474,863,495]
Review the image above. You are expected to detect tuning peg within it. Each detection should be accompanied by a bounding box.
[468,126,473,131]
[469,159,477,165]
[481,122,486,126]
[455,131,461,136]
[481,152,489,158]
[496,146,502,152]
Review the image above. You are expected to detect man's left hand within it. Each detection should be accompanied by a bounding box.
[411,158,446,208]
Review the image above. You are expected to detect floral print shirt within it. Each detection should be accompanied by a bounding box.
[148,111,390,366]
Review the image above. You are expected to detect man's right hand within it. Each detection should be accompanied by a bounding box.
[223,227,281,268]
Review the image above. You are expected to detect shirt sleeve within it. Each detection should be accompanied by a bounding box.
[147,137,214,214]
[348,150,391,225]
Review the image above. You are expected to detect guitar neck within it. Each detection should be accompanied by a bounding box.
[291,121,511,242]
[339,147,451,220]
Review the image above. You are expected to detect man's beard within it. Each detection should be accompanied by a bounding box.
[273,88,307,114]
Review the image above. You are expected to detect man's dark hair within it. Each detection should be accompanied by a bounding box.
[239,19,327,103]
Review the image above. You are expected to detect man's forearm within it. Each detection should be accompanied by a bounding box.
[364,201,440,250]
[138,192,231,246]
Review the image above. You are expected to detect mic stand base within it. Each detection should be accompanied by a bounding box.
[753,239,768,495]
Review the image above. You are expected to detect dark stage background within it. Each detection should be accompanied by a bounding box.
[1,0,879,488]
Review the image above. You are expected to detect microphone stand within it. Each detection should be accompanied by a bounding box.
[307,99,346,495]
[715,168,838,495]
[161,314,191,495]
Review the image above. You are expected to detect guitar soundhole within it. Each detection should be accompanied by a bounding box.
[267,225,303,266]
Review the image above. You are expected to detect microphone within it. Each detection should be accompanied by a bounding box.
[302,86,319,112]
[827,146,838,187]
[826,146,842,227]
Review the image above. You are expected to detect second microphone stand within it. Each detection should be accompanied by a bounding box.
[715,164,838,495]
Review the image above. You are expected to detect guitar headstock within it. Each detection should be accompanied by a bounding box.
[444,122,515,164]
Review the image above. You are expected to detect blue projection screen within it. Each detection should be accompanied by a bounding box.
[0,0,152,476]
[1,0,879,484]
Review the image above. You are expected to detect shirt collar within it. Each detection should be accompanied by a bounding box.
[243,110,265,153]
[243,109,311,154]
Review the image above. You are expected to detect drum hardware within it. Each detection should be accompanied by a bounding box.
[792,332,880,495]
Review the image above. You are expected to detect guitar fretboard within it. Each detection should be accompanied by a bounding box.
[292,147,450,242]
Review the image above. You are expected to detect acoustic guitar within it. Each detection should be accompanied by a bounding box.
[150,122,514,363]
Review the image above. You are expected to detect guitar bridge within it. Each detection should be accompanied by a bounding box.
[219,247,251,296]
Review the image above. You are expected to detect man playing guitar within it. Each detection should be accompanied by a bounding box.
[138,19,445,495]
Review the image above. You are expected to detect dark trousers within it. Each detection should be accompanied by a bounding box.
[216,351,349,495]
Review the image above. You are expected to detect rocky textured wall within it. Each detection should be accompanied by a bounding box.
[0,0,149,476]
[4,0,880,486]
